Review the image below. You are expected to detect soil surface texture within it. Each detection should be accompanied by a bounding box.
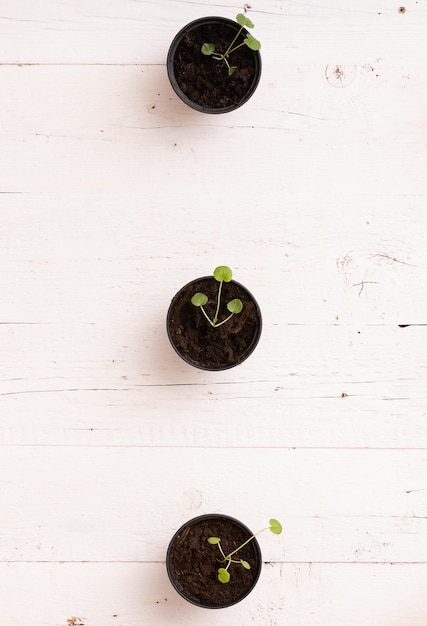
[168,516,260,607]
[167,277,261,370]
[173,21,257,109]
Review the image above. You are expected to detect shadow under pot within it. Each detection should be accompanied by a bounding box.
[166,514,262,608]
[166,276,262,371]
[166,16,262,113]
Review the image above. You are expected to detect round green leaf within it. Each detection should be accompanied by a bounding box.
[269,519,283,535]
[191,292,208,307]
[236,13,254,28]
[201,43,215,56]
[244,35,261,51]
[228,66,237,77]
[218,568,230,583]
[227,298,243,314]
[213,266,232,282]
[207,536,221,545]
[240,559,251,570]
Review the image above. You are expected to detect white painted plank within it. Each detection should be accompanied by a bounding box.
[1,63,426,193]
[0,0,426,64]
[1,323,426,448]
[1,562,427,626]
[0,194,426,324]
[1,447,426,562]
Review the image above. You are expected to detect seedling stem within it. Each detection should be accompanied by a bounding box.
[207,519,282,583]
[191,266,243,328]
[201,14,261,76]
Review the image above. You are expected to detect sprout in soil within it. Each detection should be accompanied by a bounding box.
[207,518,282,583]
[201,13,261,77]
[191,266,243,328]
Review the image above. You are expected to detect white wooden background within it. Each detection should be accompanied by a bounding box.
[1,1,427,624]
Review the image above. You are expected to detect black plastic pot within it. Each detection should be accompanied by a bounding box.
[166,514,262,608]
[166,276,262,371]
[166,16,262,113]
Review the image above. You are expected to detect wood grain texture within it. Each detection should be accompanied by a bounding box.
[1,0,426,623]
[1,563,427,626]
[1,0,426,63]
[1,447,426,563]
[1,321,426,448]
[1,194,426,324]
[1,63,426,193]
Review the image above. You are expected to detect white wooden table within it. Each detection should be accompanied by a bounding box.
[1,1,427,624]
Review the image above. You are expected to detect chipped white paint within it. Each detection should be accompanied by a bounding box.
[1,1,426,625]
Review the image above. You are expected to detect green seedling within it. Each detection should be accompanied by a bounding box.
[191,266,243,328]
[208,519,282,584]
[201,13,261,76]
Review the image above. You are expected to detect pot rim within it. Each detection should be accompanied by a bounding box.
[166,16,262,114]
[166,276,262,371]
[166,513,262,608]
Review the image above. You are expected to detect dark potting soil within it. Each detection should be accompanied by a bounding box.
[173,21,257,109]
[168,278,260,369]
[168,517,260,607]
